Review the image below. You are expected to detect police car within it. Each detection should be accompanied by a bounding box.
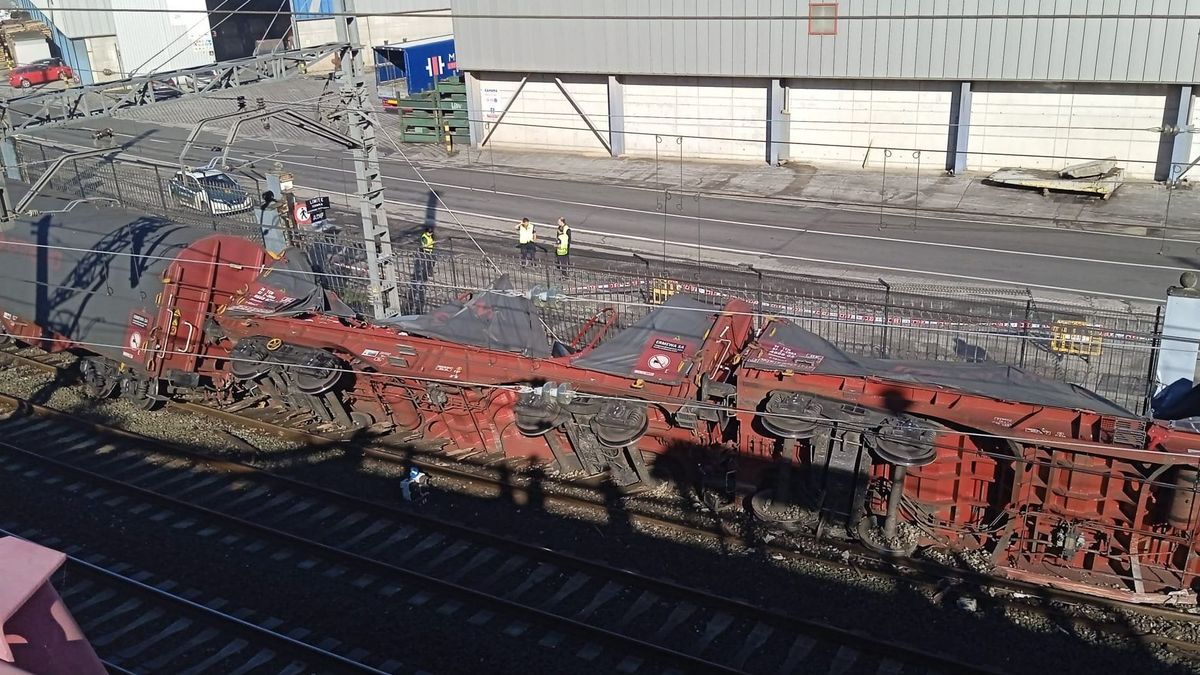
[168,168,254,215]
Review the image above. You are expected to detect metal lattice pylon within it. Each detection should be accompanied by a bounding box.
[334,0,400,319]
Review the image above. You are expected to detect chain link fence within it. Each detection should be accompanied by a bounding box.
[14,138,262,235]
[301,227,1162,414]
[11,138,1164,413]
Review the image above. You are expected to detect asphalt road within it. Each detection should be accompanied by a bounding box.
[24,119,1192,306]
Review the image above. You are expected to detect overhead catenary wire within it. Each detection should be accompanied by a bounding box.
[366,104,501,274]
[186,96,1175,167]
[6,8,1200,21]
[125,0,246,77]
[1,328,1194,481]
[0,237,1182,354]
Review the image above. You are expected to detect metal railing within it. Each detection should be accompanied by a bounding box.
[300,227,1163,413]
[16,138,261,234]
[10,138,1165,413]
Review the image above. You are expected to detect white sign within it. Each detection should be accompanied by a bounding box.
[648,354,671,371]
[482,87,508,122]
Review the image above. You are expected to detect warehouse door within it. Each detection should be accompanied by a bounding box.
[86,35,122,82]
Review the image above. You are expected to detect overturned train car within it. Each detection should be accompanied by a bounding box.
[2,194,1199,605]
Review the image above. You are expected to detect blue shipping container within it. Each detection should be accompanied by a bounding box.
[374,36,457,102]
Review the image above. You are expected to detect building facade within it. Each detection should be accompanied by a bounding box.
[291,0,452,68]
[451,0,1200,180]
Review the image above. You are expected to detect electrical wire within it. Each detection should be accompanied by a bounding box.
[127,0,248,77]
[0,235,1181,355]
[255,0,291,56]
[1,327,1193,480]
[365,86,500,273]
[6,8,1199,21]
[189,95,1175,167]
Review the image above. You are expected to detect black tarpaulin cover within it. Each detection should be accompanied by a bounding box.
[573,294,718,384]
[224,248,354,317]
[387,275,551,357]
[747,319,1132,417]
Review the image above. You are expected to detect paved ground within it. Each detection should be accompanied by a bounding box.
[13,75,1200,308]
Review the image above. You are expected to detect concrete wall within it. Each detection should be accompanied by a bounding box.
[479,74,610,154]
[468,70,1173,178]
[452,0,1200,85]
[789,81,954,169]
[968,84,1166,176]
[623,78,767,161]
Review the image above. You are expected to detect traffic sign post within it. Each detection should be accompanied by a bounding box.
[306,196,331,225]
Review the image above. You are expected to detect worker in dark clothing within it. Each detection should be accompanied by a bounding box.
[516,217,536,266]
[555,219,571,278]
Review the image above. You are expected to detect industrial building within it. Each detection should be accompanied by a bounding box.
[7,0,450,84]
[8,0,295,84]
[451,1,1200,180]
[291,0,451,68]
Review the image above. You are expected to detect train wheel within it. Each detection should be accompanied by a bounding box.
[119,373,161,410]
[80,358,118,399]
[350,411,374,430]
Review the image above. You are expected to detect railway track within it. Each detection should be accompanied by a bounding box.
[0,525,383,675]
[4,347,1200,671]
[0,391,992,675]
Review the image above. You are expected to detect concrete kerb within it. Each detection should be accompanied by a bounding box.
[442,150,1200,242]
[81,73,1196,238]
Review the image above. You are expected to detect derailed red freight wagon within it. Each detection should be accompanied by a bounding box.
[212,262,753,487]
[735,319,1200,604]
[5,193,1200,605]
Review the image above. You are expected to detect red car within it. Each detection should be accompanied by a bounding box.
[9,58,74,88]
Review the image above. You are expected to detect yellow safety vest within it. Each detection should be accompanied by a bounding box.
[556,231,570,256]
[518,223,535,244]
[420,231,434,252]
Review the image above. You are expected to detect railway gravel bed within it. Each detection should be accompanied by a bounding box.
[3,355,1200,673]
[0,524,380,675]
[0,396,984,675]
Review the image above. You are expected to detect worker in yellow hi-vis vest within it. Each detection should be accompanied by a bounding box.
[516,217,536,267]
[417,225,437,280]
[555,218,571,278]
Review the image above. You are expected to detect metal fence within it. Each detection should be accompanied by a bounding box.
[301,227,1163,414]
[10,138,1164,413]
[14,138,262,235]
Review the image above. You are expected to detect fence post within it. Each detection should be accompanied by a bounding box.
[447,237,459,289]
[71,159,84,198]
[878,278,891,359]
[1144,305,1165,416]
[110,162,123,205]
[1019,297,1033,368]
[155,166,168,210]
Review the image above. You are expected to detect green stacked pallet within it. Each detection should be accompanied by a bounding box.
[397,76,470,145]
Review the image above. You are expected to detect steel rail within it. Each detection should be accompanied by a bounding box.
[3,351,1198,662]
[0,395,764,674]
[0,383,1000,674]
[0,525,387,674]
